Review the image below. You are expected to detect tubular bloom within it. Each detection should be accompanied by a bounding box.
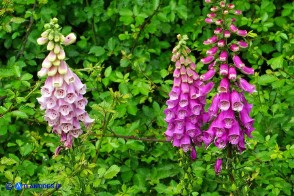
[164,1,256,175]
[164,34,213,157]
[37,18,94,150]
[201,0,255,174]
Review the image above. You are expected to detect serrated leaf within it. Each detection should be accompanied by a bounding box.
[267,55,284,70]
[104,165,120,179]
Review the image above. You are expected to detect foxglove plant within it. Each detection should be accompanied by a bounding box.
[201,0,255,173]
[36,18,94,151]
[164,35,213,159]
[164,0,255,175]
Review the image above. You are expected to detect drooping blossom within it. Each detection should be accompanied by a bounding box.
[37,18,94,151]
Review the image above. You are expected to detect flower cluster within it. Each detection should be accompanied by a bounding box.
[36,18,94,150]
[164,0,255,175]
[164,35,213,157]
[201,0,255,154]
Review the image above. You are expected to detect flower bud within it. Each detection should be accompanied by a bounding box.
[201,56,214,64]
[238,41,248,48]
[57,49,66,60]
[47,41,54,50]
[211,6,219,12]
[37,67,48,78]
[235,10,242,15]
[63,33,76,46]
[224,30,231,38]
[228,67,237,80]
[220,64,228,76]
[207,13,216,18]
[205,18,213,24]
[230,44,239,52]
[58,61,68,75]
[206,46,218,56]
[52,59,61,66]
[228,4,235,9]
[37,37,48,45]
[48,31,54,40]
[48,66,58,76]
[42,57,52,69]
[230,24,238,33]
[237,30,247,37]
[54,44,61,54]
[47,51,57,62]
[215,19,223,25]
[219,51,228,61]
[218,40,225,47]
[214,28,222,34]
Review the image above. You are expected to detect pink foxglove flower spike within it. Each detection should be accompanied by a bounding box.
[37,18,94,151]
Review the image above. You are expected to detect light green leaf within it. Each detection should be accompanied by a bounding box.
[267,55,284,69]
[89,46,105,56]
[104,165,120,179]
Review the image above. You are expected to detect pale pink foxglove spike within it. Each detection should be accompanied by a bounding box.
[54,83,67,99]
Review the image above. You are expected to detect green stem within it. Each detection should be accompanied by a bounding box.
[227,144,240,196]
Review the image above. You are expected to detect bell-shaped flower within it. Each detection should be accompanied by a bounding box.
[237,29,247,36]
[73,74,86,95]
[64,68,75,84]
[228,122,240,144]
[241,66,254,75]
[229,24,238,32]
[239,78,256,93]
[180,134,191,151]
[54,83,67,99]
[228,67,237,80]
[52,74,64,88]
[190,99,202,115]
[206,46,218,56]
[239,109,254,130]
[169,86,181,100]
[60,117,73,133]
[177,107,188,119]
[238,41,248,48]
[220,109,235,128]
[190,147,197,161]
[214,27,222,34]
[219,51,228,61]
[232,55,245,68]
[181,82,189,94]
[164,108,176,122]
[199,82,214,96]
[59,99,73,116]
[220,64,228,76]
[231,90,243,112]
[64,134,73,149]
[41,77,54,97]
[218,40,225,47]
[208,94,220,117]
[224,30,231,38]
[201,56,214,64]
[230,44,239,52]
[215,134,228,149]
[46,96,57,109]
[218,77,230,93]
[64,85,78,104]
[46,108,60,120]
[214,159,223,175]
[218,92,230,111]
[200,69,216,81]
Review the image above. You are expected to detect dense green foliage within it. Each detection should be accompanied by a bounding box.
[0,0,293,195]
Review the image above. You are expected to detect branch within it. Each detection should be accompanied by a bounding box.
[16,0,37,59]
[94,133,168,142]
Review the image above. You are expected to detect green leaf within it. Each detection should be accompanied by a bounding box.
[11,110,28,119]
[267,55,284,69]
[104,165,120,179]
[104,66,112,77]
[89,46,105,56]
[19,143,34,156]
[4,171,13,181]
[20,73,33,81]
[1,157,17,165]
[258,75,278,85]
[10,17,26,24]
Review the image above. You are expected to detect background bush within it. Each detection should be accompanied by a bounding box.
[0,0,293,195]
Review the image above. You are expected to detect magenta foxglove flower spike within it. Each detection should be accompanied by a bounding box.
[199,0,256,174]
[164,34,212,157]
[36,18,94,151]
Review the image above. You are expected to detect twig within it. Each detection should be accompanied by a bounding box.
[94,133,168,142]
[16,0,37,59]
